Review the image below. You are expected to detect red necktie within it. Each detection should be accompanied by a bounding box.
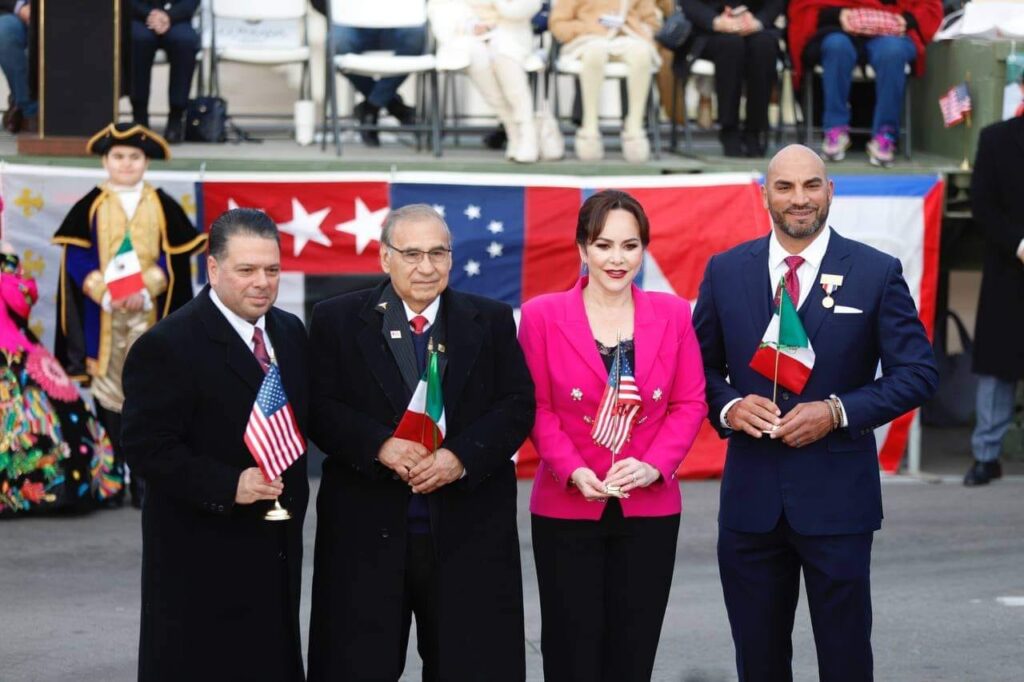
[784,255,804,306]
[252,327,271,374]
[1016,101,1024,118]
[410,315,428,335]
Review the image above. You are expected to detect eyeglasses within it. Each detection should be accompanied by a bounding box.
[385,243,452,266]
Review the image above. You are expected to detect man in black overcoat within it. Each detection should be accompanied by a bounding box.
[964,90,1024,486]
[121,208,309,681]
[306,203,535,682]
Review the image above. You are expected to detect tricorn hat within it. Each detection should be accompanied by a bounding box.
[86,122,171,160]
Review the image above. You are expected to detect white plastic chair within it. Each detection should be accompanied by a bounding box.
[208,0,313,106]
[324,0,440,156]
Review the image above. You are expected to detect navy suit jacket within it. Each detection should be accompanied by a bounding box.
[693,230,937,536]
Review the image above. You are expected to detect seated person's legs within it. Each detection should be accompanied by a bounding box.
[742,31,779,157]
[332,24,377,100]
[702,33,745,156]
[0,12,37,130]
[130,19,160,127]
[368,25,427,120]
[615,40,654,163]
[863,35,916,166]
[818,31,857,160]
[574,41,609,160]
[160,21,200,143]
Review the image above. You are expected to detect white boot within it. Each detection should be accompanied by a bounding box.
[503,118,520,160]
[511,115,538,163]
[493,55,538,163]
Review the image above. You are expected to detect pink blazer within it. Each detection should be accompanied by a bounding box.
[519,277,707,520]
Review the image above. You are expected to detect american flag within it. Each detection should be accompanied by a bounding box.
[939,83,972,128]
[590,346,643,455]
[244,363,305,482]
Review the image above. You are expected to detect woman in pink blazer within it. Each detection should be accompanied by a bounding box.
[518,189,707,681]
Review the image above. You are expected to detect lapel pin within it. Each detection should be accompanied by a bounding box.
[583,415,593,424]
[377,301,388,310]
[571,388,583,401]
[652,388,663,402]
[437,344,445,353]
[390,330,402,339]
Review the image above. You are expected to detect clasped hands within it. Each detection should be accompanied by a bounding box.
[726,395,835,448]
[570,458,660,502]
[378,437,464,494]
[712,7,763,36]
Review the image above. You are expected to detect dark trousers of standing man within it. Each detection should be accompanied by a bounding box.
[718,514,874,682]
[130,20,199,125]
[532,500,679,682]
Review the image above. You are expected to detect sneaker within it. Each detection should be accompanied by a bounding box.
[867,129,896,168]
[821,126,850,161]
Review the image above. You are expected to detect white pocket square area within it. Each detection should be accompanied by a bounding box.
[834,305,863,314]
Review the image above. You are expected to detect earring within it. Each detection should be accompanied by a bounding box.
[579,262,589,276]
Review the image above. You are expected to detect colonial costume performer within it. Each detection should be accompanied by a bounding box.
[52,123,206,506]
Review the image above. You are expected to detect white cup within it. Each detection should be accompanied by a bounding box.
[294,100,315,146]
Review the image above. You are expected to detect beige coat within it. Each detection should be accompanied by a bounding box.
[548,0,662,45]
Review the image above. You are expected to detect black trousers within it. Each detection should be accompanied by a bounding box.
[532,501,680,682]
[131,20,199,121]
[700,31,779,134]
[718,515,874,682]
[398,532,441,682]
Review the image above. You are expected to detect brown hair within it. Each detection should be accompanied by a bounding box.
[575,189,650,247]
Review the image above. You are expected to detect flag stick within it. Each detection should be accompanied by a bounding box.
[772,343,781,406]
[961,72,973,171]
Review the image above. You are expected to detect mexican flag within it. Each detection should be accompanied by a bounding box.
[393,347,446,449]
[749,280,815,394]
[103,233,145,301]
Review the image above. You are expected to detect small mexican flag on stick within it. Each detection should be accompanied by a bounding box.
[394,341,446,450]
[103,233,146,301]
[749,278,815,397]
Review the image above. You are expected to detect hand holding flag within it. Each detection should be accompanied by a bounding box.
[103,233,146,301]
[749,277,815,397]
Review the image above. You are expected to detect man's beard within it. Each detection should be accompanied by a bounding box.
[771,202,830,240]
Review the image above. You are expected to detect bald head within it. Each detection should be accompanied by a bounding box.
[766,144,828,185]
[761,144,834,246]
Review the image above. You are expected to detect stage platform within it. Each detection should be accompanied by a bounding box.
[1,129,969,177]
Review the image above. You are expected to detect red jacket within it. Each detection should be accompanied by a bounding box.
[787,0,943,86]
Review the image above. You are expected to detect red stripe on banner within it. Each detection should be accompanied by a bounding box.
[619,182,771,300]
[521,186,583,302]
[878,178,944,473]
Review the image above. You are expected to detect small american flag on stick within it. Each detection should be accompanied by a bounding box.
[590,344,642,455]
[244,363,305,482]
[939,83,972,128]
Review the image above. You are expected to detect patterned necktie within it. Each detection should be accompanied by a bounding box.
[784,255,804,307]
[252,327,271,374]
[410,315,428,335]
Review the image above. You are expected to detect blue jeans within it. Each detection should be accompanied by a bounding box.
[971,375,1019,462]
[820,32,915,136]
[0,13,37,116]
[331,24,426,109]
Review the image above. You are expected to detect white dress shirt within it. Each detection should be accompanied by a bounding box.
[209,288,275,362]
[110,180,144,221]
[720,226,847,430]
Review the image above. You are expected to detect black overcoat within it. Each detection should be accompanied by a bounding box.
[971,115,1024,380]
[122,286,309,682]
[306,282,535,682]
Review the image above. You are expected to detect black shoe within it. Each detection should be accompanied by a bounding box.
[483,125,507,150]
[963,459,1002,486]
[743,129,766,158]
[354,101,380,147]
[3,93,23,133]
[720,129,744,157]
[385,95,417,127]
[164,114,185,145]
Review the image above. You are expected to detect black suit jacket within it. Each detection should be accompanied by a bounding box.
[972,115,1024,380]
[306,281,535,682]
[122,286,309,682]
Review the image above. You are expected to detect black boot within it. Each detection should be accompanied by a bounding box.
[164,108,185,144]
[131,100,149,128]
[354,100,380,147]
[483,125,508,150]
[720,128,744,157]
[385,95,417,127]
[743,129,767,158]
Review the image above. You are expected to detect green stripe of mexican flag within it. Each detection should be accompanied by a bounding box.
[749,282,815,394]
[103,233,145,301]
[393,349,446,449]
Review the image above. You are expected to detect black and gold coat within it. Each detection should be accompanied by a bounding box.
[52,183,205,382]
